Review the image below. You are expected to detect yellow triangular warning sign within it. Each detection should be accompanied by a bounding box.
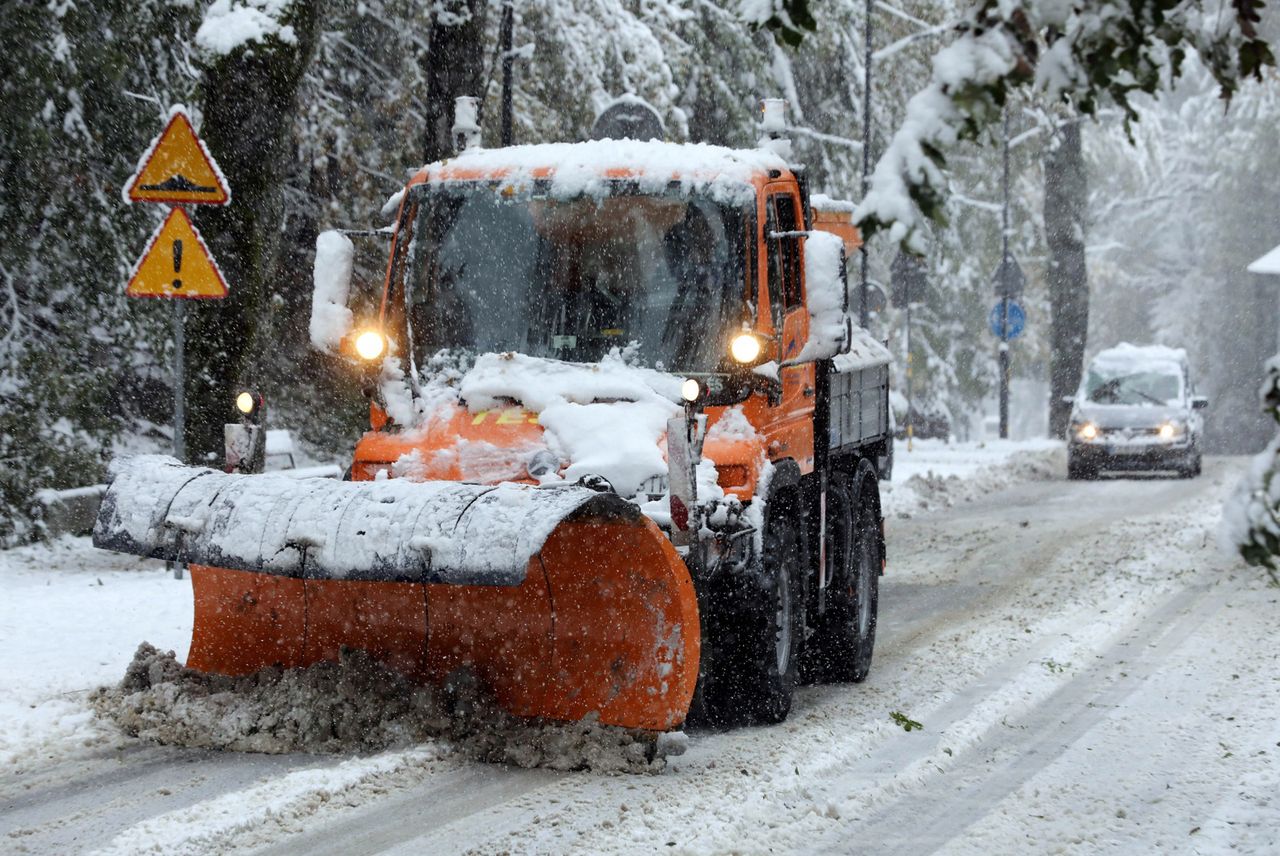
[124,106,230,205]
[126,208,229,299]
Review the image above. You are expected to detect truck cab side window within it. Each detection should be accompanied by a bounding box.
[765,204,784,331]
[767,194,803,318]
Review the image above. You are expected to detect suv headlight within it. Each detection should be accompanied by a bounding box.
[1073,421,1099,442]
[1157,421,1186,441]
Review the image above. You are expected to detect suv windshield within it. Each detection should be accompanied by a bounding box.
[1084,368,1182,406]
[393,183,748,374]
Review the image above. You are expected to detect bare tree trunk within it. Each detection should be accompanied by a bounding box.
[421,0,490,164]
[1045,119,1089,438]
[183,2,322,462]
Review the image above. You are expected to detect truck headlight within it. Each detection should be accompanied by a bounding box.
[729,332,765,365]
[526,449,561,480]
[1076,422,1098,442]
[1158,421,1185,441]
[354,329,386,361]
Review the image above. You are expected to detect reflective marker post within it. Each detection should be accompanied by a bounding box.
[991,107,1027,440]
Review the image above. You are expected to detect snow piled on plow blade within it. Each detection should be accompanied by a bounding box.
[93,454,637,585]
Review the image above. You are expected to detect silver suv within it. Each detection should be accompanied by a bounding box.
[1065,344,1207,479]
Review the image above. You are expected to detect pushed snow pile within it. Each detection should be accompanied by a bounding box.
[92,644,675,773]
[885,441,1064,518]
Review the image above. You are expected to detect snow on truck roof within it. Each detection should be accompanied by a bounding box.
[417,139,791,205]
[810,193,856,213]
[1090,342,1188,373]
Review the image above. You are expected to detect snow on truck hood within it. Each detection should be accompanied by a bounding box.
[380,350,686,499]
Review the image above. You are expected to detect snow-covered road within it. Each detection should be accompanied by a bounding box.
[3,449,1277,854]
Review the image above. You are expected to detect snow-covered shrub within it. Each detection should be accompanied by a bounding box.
[1222,355,1280,572]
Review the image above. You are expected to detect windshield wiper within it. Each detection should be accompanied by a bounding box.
[1130,388,1165,406]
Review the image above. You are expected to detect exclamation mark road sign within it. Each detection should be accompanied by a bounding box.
[125,207,227,298]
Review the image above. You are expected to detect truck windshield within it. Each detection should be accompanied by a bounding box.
[1084,368,1182,406]
[397,183,747,374]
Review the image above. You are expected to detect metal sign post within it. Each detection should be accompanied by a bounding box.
[1000,108,1010,439]
[173,300,186,461]
[992,107,1027,440]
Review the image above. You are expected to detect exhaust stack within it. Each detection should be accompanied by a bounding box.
[758,98,792,160]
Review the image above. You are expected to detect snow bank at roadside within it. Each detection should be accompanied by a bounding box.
[91,643,672,774]
[884,438,1064,518]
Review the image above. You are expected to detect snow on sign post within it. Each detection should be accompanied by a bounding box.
[123,105,231,474]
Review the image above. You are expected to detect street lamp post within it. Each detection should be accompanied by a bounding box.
[999,107,1010,439]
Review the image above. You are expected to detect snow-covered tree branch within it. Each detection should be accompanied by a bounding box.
[837,0,1274,251]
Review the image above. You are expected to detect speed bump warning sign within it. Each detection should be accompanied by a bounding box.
[124,106,230,206]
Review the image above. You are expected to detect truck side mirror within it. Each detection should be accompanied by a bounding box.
[1192,396,1209,410]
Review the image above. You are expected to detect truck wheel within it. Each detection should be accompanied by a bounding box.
[715,491,805,725]
[806,462,880,683]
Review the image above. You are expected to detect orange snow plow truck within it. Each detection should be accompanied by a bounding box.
[94,99,892,733]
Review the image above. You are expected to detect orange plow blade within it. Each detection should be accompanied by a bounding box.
[95,456,700,731]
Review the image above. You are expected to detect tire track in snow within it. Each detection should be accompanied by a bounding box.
[414,473,1223,855]
[810,583,1227,854]
[1,749,320,855]
[245,763,560,856]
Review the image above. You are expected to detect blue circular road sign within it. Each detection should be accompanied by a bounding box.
[988,300,1026,340]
